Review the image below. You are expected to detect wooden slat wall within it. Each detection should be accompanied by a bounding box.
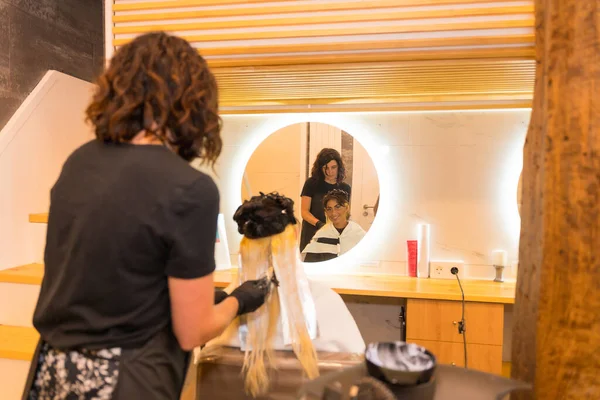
[110,0,535,113]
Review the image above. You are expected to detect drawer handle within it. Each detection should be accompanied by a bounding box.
[451,362,456,367]
[453,321,458,325]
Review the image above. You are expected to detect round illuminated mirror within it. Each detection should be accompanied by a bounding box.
[241,122,380,263]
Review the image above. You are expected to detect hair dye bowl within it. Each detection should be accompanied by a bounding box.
[364,342,437,399]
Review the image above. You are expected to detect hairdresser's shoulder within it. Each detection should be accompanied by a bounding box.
[64,139,98,159]
[170,167,219,205]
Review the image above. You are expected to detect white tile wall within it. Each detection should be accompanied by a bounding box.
[210,110,531,279]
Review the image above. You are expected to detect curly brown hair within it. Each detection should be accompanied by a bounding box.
[322,189,349,208]
[310,148,346,183]
[85,32,222,163]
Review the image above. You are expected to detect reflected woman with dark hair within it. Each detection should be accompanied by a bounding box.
[24,32,268,399]
[300,148,351,252]
[302,189,366,263]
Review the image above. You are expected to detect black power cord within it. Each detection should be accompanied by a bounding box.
[384,306,406,341]
[451,267,468,369]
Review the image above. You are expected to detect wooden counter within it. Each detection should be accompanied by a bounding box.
[1,264,514,304]
[213,268,513,374]
[213,269,515,304]
[0,263,44,285]
[2,264,512,375]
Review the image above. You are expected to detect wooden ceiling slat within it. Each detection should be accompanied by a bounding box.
[216,78,534,88]
[115,1,467,23]
[219,73,535,79]
[217,77,535,85]
[219,85,533,94]
[217,93,532,106]
[220,93,534,102]
[113,19,534,46]
[196,34,535,57]
[214,69,535,79]
[219,101,532,114]
[220,93,533,101]
[206,47,534,68]
[220,91,534,98]
[109,35,536,57]
[217,85,534,94]
[216,80,534,89]
[215,74,535,84]
[213,64,535,78]
[114,5,533,35]
[114,0,293,12]
[114,0,415,23]
[211,58,533,72]
[212,55,534,106]
[218,82,534,89]
[214,67,535,76]
[113,0,530,13]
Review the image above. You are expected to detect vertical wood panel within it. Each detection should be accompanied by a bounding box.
[512,0,600,398]
[510,0,546,391]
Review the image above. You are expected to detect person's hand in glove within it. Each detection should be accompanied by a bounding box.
[214,289,229,305]
[229,277,271,315]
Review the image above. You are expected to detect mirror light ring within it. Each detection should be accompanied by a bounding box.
[228,113,391,274]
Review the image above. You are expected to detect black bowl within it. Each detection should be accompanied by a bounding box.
[365,341,436,386]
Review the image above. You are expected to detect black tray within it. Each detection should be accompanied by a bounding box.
[297,363,531,400]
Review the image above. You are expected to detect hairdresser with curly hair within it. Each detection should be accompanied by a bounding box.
[299,148,351,252]
[23,32,269,400]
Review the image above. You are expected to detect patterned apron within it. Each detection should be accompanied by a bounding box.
[22,327,190,400]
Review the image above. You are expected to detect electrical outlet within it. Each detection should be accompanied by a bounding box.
[429,260,465,280]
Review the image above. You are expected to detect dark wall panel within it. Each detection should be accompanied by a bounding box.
[0,0,103,128]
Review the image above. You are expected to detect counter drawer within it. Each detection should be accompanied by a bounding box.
[410,339,502,375]
[406,299,503,346]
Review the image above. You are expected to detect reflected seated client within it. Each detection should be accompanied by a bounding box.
[198,193,365,398]
[302,189,366,263]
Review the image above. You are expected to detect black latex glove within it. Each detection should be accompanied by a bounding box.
[214,289,228,305]
[229,278,270,316]
[315,220,325,230]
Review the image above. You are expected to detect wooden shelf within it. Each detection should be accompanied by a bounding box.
[0,325,38,361]
[28,213,48,224]
[0,263,43,285]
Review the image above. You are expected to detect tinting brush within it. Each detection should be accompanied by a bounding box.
[256,266,279,292]
[270,269,280,287]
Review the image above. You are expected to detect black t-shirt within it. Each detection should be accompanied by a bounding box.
[33,140,219,350]
[299,177,351,251]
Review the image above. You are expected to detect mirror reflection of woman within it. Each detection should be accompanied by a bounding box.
[300,149,351,252]
[302,189,366,263]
